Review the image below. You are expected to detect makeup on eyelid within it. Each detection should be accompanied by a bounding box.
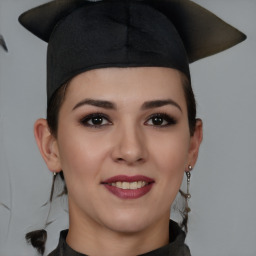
[79,112,178,128]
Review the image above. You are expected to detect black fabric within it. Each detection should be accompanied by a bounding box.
[19,0,246,103]
[48,220,191,256]
[46,1,189,102]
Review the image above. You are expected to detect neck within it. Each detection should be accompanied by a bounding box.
[66,206,170,256]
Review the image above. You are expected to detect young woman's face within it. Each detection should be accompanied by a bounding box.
[54,67,200,233]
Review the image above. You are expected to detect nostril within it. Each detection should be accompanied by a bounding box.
[115,157,131,164]
[116,157,144,164]
[115,157,144,164]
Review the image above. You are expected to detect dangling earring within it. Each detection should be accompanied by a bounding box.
[185,165,192,215]
[179,165,193,233]
[186,165,192,200]
[50,172,57,202]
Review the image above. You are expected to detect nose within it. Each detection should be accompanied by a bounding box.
[111,123,148,165]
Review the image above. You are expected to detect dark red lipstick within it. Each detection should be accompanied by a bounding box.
[101,175,155,199]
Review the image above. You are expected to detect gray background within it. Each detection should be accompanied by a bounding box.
[0,0,255,255]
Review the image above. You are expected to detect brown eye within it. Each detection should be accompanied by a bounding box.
[145,113,177,127]
[90,116,104,125]
[80,113,111,127]
[152,116,164,126]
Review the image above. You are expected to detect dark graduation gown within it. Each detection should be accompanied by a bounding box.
[48,220,191,256]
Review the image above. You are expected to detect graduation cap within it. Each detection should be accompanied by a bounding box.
[19,0,246,102]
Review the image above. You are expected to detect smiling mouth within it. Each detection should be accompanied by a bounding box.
[101,175,154,199]
[106,181,149,190]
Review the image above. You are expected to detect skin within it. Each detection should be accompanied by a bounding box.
[34,67,202,256]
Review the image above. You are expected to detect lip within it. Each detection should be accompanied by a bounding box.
[101,175,155,199]
[102,175,154,183]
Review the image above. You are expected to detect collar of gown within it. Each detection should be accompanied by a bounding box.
[48,220,191,256]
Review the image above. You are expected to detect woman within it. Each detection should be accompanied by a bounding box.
[19,0,245,255]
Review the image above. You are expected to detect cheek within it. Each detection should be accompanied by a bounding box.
[56,134,108,210]
[147,129,190,198]
[56,126,109,187]
[149,129,190,170]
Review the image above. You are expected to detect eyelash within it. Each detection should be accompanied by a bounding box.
[80,113,112,128]
[145,113,177,127]
[80,112,177,128]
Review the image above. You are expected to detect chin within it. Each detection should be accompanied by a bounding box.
[107,220,150,234]
[100,209,158,234]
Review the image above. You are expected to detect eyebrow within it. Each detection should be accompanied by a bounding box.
[72,98,182,112]
[141,99,182,112]
[73,99,116,111]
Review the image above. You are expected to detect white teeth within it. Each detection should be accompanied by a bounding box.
[129,182,138,189]
[109,181,149,189]
[123,182,130,189]
[116,181,122,188]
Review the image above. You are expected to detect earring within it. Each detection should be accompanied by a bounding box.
[179,165,192,233]
[50,172,57,202]
[186,165,192,199]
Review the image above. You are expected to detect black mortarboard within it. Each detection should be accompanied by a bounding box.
[19,0,246,103]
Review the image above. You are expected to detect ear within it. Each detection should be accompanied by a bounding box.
[34,118,62,173]
[187,119,203,169]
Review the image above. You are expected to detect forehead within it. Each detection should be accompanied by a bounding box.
[63,67,187,110]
